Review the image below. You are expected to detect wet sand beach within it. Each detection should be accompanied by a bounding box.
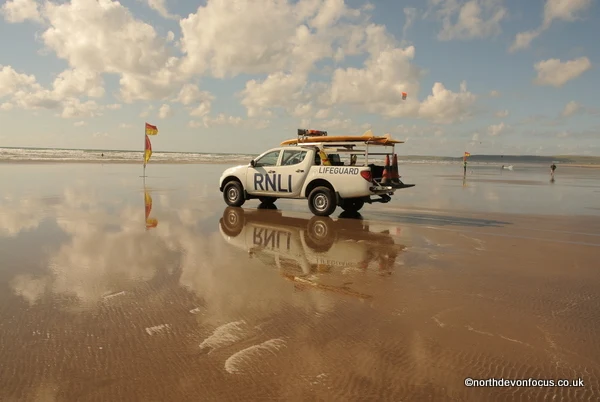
[1,163,600,401]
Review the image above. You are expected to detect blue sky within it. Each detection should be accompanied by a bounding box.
[0,0,598,156]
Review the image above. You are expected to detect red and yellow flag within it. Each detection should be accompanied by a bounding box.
[144,134,152,166]
[464,152,471,157]
[145,122,158,135]
[144,190,158,230]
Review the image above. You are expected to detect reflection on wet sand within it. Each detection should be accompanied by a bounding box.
[219,206,407,300]
[0,187,412,401]
[144,184,159,230]
[1,178,600,401]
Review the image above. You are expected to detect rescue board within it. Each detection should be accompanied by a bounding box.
[281,132,404,146]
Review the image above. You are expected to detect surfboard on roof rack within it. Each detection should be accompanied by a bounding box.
[281,130,404,146]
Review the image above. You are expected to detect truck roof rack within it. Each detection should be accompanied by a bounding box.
[297,128,328,139]
[289,140,403,146]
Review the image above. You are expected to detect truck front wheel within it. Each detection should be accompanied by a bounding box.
[340,197,365,213]
[308,186,337,216]
[223,181,245,207]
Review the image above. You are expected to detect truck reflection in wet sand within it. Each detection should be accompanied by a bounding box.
[218,205,406,300]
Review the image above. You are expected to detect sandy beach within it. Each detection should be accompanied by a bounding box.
[1,162,600,401]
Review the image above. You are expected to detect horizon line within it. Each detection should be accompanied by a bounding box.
[0,146,597,159]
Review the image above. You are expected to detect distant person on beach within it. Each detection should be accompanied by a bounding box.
[463,160,467,175]
[550,163,556,176]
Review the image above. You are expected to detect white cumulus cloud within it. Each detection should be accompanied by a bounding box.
[1,0,42,23]
[402,7,418,39]
[144,0,179,20]
[533,57,592,87]
[158,104,173,119]
[52,69,104,98]
[562,101,580,117]
[488,121,506,136]
[510,0,592,52]
[1,0,483,135]
[429,0,508,41]
[240,72,308,118]
[41,0,183,102]
[418,81,478,124]
[178,0,359,78]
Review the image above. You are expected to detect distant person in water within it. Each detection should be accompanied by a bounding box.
[101,153,104,157]
[550,163,556,176]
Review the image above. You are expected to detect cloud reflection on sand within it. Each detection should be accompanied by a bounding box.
[7,191,169,306]
[0,198,48,236]
[4,182,404,319]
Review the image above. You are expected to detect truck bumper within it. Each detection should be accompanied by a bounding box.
[369,185,394,193]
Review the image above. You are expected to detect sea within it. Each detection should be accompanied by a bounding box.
[0,147,250,164]
[0,147,598,166]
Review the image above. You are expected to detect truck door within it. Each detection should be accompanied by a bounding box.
[273,148,312,197]
[247,148,312,198]
[246,149,282,196]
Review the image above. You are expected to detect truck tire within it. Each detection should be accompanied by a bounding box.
[258,196,277,205]
[340,197,365,213]
[223,181,245,207]
[308,186,337,216]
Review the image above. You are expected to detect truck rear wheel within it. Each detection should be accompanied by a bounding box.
[308,186,337,216]
[340,198,365,213]
[223,181,245,207]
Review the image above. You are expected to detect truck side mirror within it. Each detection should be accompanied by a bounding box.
[250,160,255,167]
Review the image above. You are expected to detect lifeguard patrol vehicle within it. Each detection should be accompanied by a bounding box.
[219,129,415,217]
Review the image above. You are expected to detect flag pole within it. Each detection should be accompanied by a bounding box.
[143,124,146,178]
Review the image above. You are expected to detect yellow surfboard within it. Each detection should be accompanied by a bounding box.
[281,130,404,146]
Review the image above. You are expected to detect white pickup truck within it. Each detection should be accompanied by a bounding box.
[219,131,414,216]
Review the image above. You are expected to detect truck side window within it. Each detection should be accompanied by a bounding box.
[282,150,307,166]
[329,154,343,166]
[254,150,280,167]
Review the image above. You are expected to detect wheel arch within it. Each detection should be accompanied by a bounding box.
[303,178,335,198]
[220,175,243,192]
